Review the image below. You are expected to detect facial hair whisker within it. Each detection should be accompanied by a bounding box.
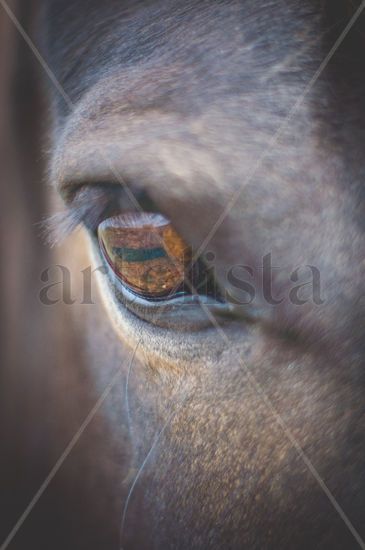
[119,394,189,549]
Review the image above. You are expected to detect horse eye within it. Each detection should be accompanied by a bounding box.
[98,212,193,300]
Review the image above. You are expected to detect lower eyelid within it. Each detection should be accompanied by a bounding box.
[101,256,230,330]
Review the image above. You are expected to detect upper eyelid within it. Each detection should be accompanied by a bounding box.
[52,131,187,203]
[43,184,126,246]
[62,184,139,232]
[53,183,162,244]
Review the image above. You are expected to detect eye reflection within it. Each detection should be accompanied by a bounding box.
[98,212,192,299]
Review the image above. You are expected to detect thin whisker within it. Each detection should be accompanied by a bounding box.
[119,396,187,549]
[125,340,140,443]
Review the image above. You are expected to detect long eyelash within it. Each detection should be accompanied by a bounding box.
[40,184,130,247]
[40,207,90,247]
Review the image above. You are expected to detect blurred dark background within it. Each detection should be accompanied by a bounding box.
[0,3,121,548]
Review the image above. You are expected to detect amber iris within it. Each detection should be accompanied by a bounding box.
[98,213,191,298]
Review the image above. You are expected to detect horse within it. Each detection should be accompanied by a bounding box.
[1,1,364,548]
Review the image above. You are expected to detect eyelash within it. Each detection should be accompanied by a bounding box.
[44,183,142,245]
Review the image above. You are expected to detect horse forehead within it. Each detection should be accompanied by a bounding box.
[45,0,316,110]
